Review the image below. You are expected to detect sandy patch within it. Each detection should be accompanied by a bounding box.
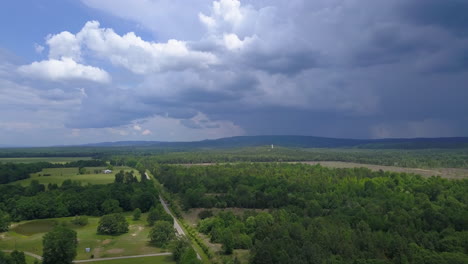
[101,239,112,245]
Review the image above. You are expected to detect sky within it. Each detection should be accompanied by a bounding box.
[1,0,468,146]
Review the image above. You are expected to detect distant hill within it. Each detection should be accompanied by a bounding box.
[82,135,468,149]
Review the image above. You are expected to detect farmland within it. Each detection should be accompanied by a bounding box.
[12,166,134,186]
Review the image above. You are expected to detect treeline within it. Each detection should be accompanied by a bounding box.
[153,163,468,264]
[121,147,468,168]
[0,172,157,222]
[0,160,108,184]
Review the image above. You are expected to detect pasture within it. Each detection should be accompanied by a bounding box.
[0,214,172,261]
[0,157,92,164]
[86,255,175,264]
[13,166,135,186]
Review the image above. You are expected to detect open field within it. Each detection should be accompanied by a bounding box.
[84,255,174,264]
[12,166,134,186]
[0,157,92,164]
[180,161,468,179]
[0,214,171,261]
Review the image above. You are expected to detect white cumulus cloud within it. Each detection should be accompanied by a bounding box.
[44,21,218,75]
[18,57,110,83]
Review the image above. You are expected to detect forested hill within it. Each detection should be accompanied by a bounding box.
[84,135,468,149]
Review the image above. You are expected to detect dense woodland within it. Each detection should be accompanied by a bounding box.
[117,147,468,168]
[0,171,157,222]
[152,163,468,264]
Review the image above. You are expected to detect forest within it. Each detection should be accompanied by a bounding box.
[113,147,468,168]
[152,163,468,264]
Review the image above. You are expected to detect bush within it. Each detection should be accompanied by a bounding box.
[71,216,88,226]
[198,210,213,220]
[133,208,142,220]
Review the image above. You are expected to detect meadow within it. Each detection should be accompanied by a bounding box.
[0,213,174,262]
[13,166,134,186]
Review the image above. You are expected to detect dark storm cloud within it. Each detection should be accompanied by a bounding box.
[400,0,468,35]
[7,0,468,143]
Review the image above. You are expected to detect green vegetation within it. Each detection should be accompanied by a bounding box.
[0,157,92,164]
[149,221,176,247]
[147,205,173,227]
[86,255,175,264]
[0,214,171,260]
[136,147,468,168]
[0,172,158,221]
[0,250,27,264]
[170,237,202,264]
[0,209,10,231]
[133,208,142,220]
[154,163,468,264]
[42,225,77,264]
[97,213,129,235]
[12,166,133,187]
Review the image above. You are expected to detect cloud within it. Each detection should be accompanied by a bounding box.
[3,0,468,146]
[34,43,44,54]
[45,21,218,74]
[46,31,81,61]
[18,57,110,83]
[141,129,151,135]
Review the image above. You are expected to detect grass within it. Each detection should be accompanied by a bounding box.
[0,214,171,261]
[0,157,92,164]
[12,220,57,236]
[12,167,135,186]
[85,255,175,264]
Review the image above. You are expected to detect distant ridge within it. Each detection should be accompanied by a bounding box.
[80,135,468,149]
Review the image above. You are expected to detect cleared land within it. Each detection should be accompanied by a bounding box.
[0,214,171,261]
[13,166,134,186]
[181,161,468,179]
[0,157,92,164]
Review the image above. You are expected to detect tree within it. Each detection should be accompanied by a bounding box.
[171,237,191,263]
[101,199,122,214]
[42,225,77,264]
[147,205,172,226]
[0,209,11,232]
[149,221,175,247]
[78,167,86,175]
[133,208,142,220]
[114,170,124,183]
[10,250,26,264]
[97,213,129,235]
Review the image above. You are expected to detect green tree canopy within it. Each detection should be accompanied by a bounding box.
[148,220,176,247]
[42,225,77,264]
[97,213,129,235]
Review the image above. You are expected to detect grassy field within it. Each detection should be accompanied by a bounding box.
[0,214,173,261]
[13,166,135,186]
[87,255,175,264]
[0,157,92,164]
